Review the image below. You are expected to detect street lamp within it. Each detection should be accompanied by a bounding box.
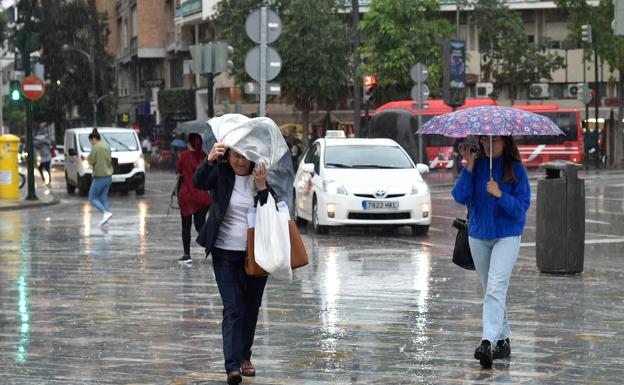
[62,43,97,129]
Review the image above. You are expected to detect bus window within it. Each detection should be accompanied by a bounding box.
[514,112,578,145]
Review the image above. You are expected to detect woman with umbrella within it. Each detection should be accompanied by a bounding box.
[452,135,530,368]
[420,106,561,369]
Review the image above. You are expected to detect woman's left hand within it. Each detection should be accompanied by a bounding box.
[253,163,268,190]
[487,179,502,198]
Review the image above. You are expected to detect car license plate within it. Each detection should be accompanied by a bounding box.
[362,200,399,210]
[112,175,124,183]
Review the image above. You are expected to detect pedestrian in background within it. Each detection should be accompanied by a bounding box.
[34,133,52,186]
[194,142,271,385]
[87,129,114,226]
[176,133,212,264]
[451,135,531,369]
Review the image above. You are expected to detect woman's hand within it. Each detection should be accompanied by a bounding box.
[253,163,268,190]
[207,142,227,163]
[458,142,475,172]
[487,179,502,198]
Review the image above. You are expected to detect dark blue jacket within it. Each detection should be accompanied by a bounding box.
[193,160,269,257]
[451,156,531,240]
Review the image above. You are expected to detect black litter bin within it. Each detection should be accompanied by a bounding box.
[535,160,585,273]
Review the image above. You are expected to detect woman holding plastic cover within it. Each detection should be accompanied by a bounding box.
[451,135,530,369]
[175,133,212,263]
[194,141,271,385]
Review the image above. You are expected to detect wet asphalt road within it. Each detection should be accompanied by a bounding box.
[1,167,623,384]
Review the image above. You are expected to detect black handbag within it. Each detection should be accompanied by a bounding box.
[452,217,475,270]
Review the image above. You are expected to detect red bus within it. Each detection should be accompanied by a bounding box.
[511,104,584,166]
[371,98,498,169]
[370,99,584,168]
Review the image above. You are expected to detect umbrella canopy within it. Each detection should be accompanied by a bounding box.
[174,120,208,135]
[418,106,564,137]
[171,138,187,148]
[202,113,295,211]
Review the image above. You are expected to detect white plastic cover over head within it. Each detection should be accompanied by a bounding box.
[209,113,288,169]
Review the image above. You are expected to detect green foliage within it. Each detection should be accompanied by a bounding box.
[473,0,564,101]
[158,89,196,114]
[359,0,454,102]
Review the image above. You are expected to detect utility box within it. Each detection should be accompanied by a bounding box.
[0,134,21,200]
[535,160,585,273]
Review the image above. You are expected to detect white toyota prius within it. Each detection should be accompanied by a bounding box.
[293,138,431,235]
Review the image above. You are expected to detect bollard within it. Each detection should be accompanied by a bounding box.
[535,160,585,273]
[0,134,21,200]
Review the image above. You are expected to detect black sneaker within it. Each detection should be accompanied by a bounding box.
[178,254,192,264]
[474,340,493,368]
[493,338,511,359]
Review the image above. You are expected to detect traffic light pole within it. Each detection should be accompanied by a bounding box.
[583,48,589,130]
[23,0,37,201]
[594,47,599,137]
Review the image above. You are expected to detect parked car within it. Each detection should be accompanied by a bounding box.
[64,127,146,195]
[293,138,431,235]
[51,145,64,168]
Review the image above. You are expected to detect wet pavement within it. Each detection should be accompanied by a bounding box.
[1,168,623,384]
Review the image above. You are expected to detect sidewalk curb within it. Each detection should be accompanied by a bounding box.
[0,196,60,211]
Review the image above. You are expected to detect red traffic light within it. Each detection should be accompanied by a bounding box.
[363,75,376,89]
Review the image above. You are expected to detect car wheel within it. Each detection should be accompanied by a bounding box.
[312,197,328,235]
[136,185,145,195]
[78,174,89,196]
[411,225,429,236]
[65,172,75,194]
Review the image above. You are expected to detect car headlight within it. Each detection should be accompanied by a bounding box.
[134,156,145,169]
[81,159,91,169]
[323,180,348,195]
[411,181,429,195]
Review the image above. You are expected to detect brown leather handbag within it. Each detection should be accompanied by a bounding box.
[245,221,309,276]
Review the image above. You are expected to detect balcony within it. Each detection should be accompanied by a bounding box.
[165,30,191,53]
[175,0,202,18]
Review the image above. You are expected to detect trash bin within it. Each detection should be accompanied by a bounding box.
[0,134,21,200]
[535,160,585,273]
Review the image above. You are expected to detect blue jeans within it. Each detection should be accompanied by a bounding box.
[89,176,112,213]
[212,248,268,373]
[468,236,520,343]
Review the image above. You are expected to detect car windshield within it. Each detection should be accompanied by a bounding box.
[79,132,139,152]
[324,145,413,169]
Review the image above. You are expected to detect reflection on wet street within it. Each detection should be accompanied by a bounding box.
[1,169,623,384]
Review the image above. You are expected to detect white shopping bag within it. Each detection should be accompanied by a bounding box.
[253,193,292,280]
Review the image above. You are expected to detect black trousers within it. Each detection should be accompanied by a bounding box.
[212,248,268,373]
[180,207,209,255]
[38,161,51,183]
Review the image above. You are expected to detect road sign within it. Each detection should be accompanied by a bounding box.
[21,76,45,101]
[411,84,430,104]
[410,63,428,83]
[245,8,282,44]
[244,46,282,82]
[244,82,281,95]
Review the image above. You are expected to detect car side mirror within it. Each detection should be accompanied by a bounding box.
[416,163,429,174]
[68,148,77,156]
[300,163,315,174]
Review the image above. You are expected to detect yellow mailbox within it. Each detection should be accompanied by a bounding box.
[0,134,21,199]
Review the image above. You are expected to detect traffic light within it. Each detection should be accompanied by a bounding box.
[189,42,234,75]
[581,24,593,44]
[443,39,466,107]
[9,80,21,102]
[363,75,376,102]
[213,43,234,74]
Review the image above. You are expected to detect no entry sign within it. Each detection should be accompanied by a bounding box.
[21,76,45,101]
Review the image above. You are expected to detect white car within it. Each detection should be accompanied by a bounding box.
[293,138,431,235]
[51,145,64,167]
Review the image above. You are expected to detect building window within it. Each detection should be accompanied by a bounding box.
[170,59,183,88]
[548,40,561,49]
[131,5,138,38]
[527,35,535,44]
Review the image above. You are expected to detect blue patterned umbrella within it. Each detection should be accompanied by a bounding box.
[417,106,564,137]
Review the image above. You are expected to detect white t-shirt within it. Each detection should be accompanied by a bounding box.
[215,175,255,251]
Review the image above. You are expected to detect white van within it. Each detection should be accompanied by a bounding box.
[64,127,146,195]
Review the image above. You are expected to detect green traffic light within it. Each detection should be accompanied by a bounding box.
[10,89,21,101]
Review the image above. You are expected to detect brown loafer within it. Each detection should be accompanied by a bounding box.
[240,360,256,377]
[227,370,242,385]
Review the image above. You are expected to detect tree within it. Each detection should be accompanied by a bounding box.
[277,0,351,148]
[555,0,624,167]
[359,0,454,103]
[473,0,564,103]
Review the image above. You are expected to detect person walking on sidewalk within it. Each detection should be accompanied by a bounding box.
[34,134,52,186]
[87,129,114,226]
[175,133,212,264]
[451,135,530,369]
[194,142,272,385]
